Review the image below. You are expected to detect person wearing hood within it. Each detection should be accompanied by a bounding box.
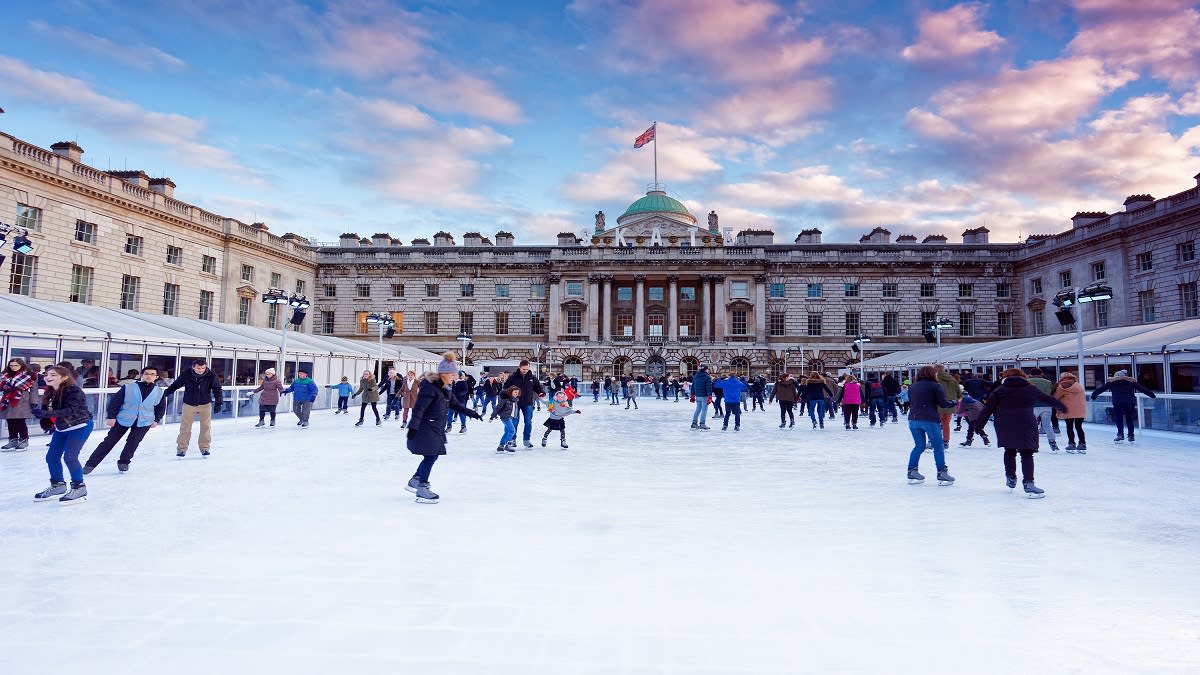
[282,369,319,428]
[405,353,482,503]
[1053,372,1089,452]
[252,368,285,427]
[1090,369,1156,443]
[976,368,1067,498]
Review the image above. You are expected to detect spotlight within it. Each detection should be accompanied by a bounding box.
[261,287,289,304]
[12,230,32,254]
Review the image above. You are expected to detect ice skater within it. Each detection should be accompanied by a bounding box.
[719,373,747,431]
[490,385,521,452]
[976,368,1067,498]
[327,376,353,414]
[542,390,582,448]
[624,379,639,409]
[1089,369,1156,443]
[353,370,381,426]
[282,369,318,428]
[956,393,990,447]
[905,365,957,487]
[0,357,36,451]
[31,366,94,504]
[405,353,482,503]
[1053,372,1087,453]
[690,365,713,430]
[83,365,166,474]
[252,368,283,426]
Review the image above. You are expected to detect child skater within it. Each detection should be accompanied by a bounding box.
[490,385,521,453]
[542,390,581,448]
[327,376,353,414]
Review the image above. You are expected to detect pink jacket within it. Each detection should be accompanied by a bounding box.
[840,381,863,405]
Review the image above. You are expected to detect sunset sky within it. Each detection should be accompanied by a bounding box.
[1,0,1198,245]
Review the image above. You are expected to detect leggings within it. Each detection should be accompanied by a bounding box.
[6,418,29,441]
[842,403,859,427]
[1063,418,1086,444]
[358,402,380,423]
[778,401,795,425]
[415,455,438,482]
[258,404,277,423]
[1003,448,1036,482]
[1112,404,1137,437]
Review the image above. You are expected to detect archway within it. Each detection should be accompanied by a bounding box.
[563,356,583,380]
[646,355,666,378]
[729,357,750,378]
[680,356,699,376]
[612,356,632,377]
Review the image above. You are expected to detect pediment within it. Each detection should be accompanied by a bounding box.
[236,284,258,299]
[596,214,699,240]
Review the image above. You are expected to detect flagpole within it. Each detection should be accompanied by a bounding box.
[652,121,658,189]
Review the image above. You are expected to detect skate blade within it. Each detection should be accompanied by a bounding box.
[59,496,88,506]
[937,481,954,486]
[404,486,418,493]
[907,479,925,485]
[414,497,439,504]
[1026,493,1046,499]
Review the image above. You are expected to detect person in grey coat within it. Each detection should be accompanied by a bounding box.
[0,357,36,451]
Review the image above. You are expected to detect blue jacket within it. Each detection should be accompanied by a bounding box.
[718,376,747,403]
[328,382,354,397]
[110,381,166,427]
[691,370,713,397]
[283,377,319,403]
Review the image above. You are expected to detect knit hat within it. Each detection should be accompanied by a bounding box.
[437,359,458,375]
[1114,369,1128,377]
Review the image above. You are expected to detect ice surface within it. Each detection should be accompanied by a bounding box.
[2,398,1197,674]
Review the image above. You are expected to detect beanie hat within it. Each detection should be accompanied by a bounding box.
[437,358,458,375]
[1114,369,1128,377]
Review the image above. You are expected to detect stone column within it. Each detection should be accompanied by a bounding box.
[602,275,613,342]
[667,275,679,341]
[701,275,711,342]
[588,275,601,342]
[713,275,727,341]
[634,274,646,342]
[548,275,561,340]
[754,274,767,340]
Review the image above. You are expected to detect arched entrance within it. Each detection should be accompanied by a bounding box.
[730,357,750,378]
[768,358,786,379]
[646,355,666,378]
[612,356,632,377]
[680,356,699,376]
[563,356,583,380]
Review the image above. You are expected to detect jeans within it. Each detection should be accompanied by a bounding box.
[415,455,438,482]
[47,419,94,484]
[337,396,349,411]
[723,401,742,428]
[908,419,947,471]
[499,418,517,446]
[885,395,898,421]
[386,396,403,417]
[692,398,710,426]
[1112,404,1137,437]
[1034,407,1056,444]
[807,399,825,426]
[85,422,151,468]
[519,403,535,442]
[593,390,600,402]
[482,394,497,416]
[867,398,886,425]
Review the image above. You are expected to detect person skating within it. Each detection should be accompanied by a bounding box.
[690,365,713,430]
[1054,372,1088,452]
[503,360,547,448]
[624,379,639,409]
[882,373,901,423]
[1027,368,1059,451]
[490,385,521,452]
[935,365,961,447]
[400,370,419,426]
[802,373,834,429]
[446,371,472,432]
[865,375,887,427]
[719,374,747,431]
[837,375,863,429]
[976,368,1067,498]
[607,376,620,405]
[163,359,223,458]
[251,368,284,426]
[1090,369,1156,443]
[955,394,990,447]
[405,353,482,503]
[770,373,800,428]
[0,357,36,451]
[82,366,166,474]
[905,365,958,486]
[541,390,582,448]
[282,369,319,428]
[711,375,725,418]
[30,366,93,504]
[327,376,353,415]
[750,374,767,411]
[353,370,381,426]
[380,368,403,420]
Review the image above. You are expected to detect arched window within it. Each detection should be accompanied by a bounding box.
[680,356,699,376]
[563,356,583,380]
[646,355,666,378]
[612,356,632,377]
[729,357,750,378]
[807,359,826,375]
[768,358,786,379]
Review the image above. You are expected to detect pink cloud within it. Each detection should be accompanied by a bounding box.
[692,80,833,138]
[716,167,864,209]
[901,3,1006,61]
[1067,0,1200,87]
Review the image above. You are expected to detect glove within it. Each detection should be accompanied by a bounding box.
[406,428,416,440]
[468,410,483,420]
[30,406,49,419]
[706,396,712,404]
[689,395,695,403]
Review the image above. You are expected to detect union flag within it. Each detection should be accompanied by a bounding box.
[633,124,656,149]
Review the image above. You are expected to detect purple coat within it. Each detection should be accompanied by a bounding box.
[977,377,1066,450]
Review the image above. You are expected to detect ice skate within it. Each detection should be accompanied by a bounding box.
[176,451,186,458]
[1006,476,1017,490]
[541,435,548,447]
[0,439,18,450]
[34,481,67,501]
[201,450,210,457]
[791,420,796,428]
[936,469,955,486]
[1077,442,1087,454]
[1049,441,1059,453]
[83,464,96,475]
[691,421,699,429]
[523,441,534,448]
[405,476,420,493]
[907,468,924,485]
[779,423,786,429]
[255,421,265,428]
[699,424,710,430]
[1127,434,1136,444]
[959,439,972,447]
[414,483,439,504]
[1113,434,1124,443]
[1065,442,1077,453]
[497,445,507,453]
[117,462,129,472]
[1023,481,1045,499]
[59,482,87,505]
[980,434,990,446]
[560,439,569,449]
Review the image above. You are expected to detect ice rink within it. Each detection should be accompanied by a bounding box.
[2,395,1197,674]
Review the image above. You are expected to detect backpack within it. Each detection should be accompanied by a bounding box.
[869,381,883,397]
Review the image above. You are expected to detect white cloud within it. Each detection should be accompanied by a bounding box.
[28,20,186,70]
[901,4,1006,61]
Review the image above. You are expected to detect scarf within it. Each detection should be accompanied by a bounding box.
[0,371,35,410]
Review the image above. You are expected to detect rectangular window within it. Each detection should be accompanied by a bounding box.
[494,284,509,298]
[1059,271,1072,289]
[807,314,822,336]
[616,312,633,336]
[165,245,183,266]
[1182,282,1199,319]
[882,283,898,298]
[920,282,936,298]
[268,303,280,329]
[1094,299,1109,328]
[163,283,180,316]
[242,264,254,282]
[495,312,509,335]
[323,284,337,297]
[355,312,371,335]
[238,297,250,325]
[959,311,975,337]
[124,234,144,256]
[730,281,748,298]
[425,283,439,297]
[883,312,898,337]
[356,284,371,298]
[616,286,632,301]
[997,312,1013,337]
[390,283,404,297]
[294,280,305,296]
[806,283,823,298]
[530,283,547,299]
[1179,241,1196,263]
[567,281,584,297]
[844,283,859,297]
[270,272,282,289]
[648,286,664,301]
[1033,311,1045,335]
[459,312,474,335]
[1032,278,1043,295]
[769,311,786,336]
[321,310,335,334]
[648,313,664,337]
[120,275,140,310]
[921,311,937,328]
[844,312,860,336]
[1092,261,1106,281]
[201,254,217,274]
[958,283,974,298]
[74,220,98,245]
[461,283,475,298]
[15,204,42,231]
[199,290,214,321]
[530,311,547,334]
[680,287,696,301]
[731,310,747,335]
[8,253,37,295]
[995,282,1011,298]
[768,283,786,298]
[567,309,583,334]
[424,311,439,334]
[678,312,697,337]
[1137,252,1153,272]
[70,265,93,303]
[1139,290,1155,322]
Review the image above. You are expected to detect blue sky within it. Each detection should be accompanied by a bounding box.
[1,0,1198,245]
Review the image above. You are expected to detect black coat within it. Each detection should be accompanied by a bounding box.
[503,370,545,406]
[407,376,477,456]
[1090,376,1156,407]
[977,377,1066,450]
[163,368,223,407]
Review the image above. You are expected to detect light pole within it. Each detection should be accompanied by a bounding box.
[1053,282,1114,385]
[923,318,954,364]
[851,334,871,381]
[456,333,473,367]
[786,346,806,375]
[262,288,310,379]
[365,312,396,381]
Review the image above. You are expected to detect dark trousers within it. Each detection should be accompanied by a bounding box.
[6,418,30,440]
[258,403,277,423]
[867,398,886,425]
[415,455,438,482]
[712,396,724,416]
[723,401,741,428]
[384,395,401,417]
[1003,448,1036,482]
[337,396,349,411]
[779,400,795,425]
[1113,404,1137,437]
[752,393,765,411]
[85,422,151,468]
[1063,418,1086,444]
[964,417,989,443]
[842,403,860,427]
[358,402,380,423]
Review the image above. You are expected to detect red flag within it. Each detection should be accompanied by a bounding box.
[633,124,656,149]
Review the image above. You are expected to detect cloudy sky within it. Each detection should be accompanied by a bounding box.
[2,0,1199,245]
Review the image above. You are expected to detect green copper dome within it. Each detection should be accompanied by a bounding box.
[619,190,694,222]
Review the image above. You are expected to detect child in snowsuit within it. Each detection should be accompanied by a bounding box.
[956,394,990,446]
[490,386,521,453]
[542,390,582,448]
